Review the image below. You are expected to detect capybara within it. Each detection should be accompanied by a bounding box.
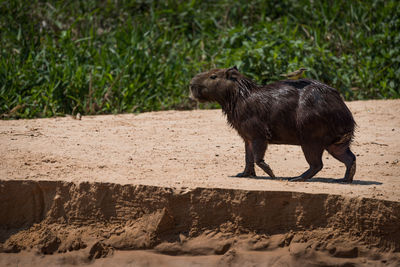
[189,67,356,183]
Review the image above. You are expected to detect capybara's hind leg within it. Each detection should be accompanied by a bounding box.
[327,144,356,183]
[252,139,275,178]
[291,144,323,182]
[236,141,256,177]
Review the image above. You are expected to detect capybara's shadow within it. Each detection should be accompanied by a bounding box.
[304,177,382,185]
[231,175,382,185]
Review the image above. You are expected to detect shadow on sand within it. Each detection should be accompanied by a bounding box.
[230,175,382,186]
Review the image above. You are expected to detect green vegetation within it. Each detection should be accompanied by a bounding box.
[1,0,399,118]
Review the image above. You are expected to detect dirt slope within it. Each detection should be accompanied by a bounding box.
[1,180,400,266]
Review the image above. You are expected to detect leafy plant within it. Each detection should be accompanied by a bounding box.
[1,0,399,118]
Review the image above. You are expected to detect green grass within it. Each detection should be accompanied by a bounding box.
[1,0,399,118]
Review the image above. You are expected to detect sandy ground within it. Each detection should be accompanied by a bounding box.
[1,99,400,266]
[1,99,400,200]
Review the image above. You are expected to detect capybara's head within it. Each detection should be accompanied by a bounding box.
[189,66,245,103]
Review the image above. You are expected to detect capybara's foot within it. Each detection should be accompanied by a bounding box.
[256,161,276,178]
[236,171,256,177]
[343,160,356,183]
[265,169,275,178]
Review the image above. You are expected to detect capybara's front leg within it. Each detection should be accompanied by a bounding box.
[236,141,256,177]
[252,139,275,178]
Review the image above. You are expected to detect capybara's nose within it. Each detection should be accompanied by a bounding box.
[189,84,203,101]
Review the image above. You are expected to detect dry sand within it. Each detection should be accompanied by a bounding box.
[1,99,400,266]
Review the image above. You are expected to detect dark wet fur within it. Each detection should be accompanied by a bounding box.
[190,68,356,183]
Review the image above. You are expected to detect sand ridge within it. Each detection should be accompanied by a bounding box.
[1,180,400,266]
[1,100,399,200]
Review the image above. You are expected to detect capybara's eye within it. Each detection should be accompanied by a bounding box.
[210,75,217,79]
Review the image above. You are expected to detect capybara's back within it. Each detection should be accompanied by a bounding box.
[190,67,356,183]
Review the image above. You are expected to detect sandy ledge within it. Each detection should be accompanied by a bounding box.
[1,99,400,266]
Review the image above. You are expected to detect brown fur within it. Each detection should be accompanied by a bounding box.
[190,67,356,183]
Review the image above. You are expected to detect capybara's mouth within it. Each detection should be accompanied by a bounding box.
[189,84,208,102]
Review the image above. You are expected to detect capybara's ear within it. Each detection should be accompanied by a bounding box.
[226,66,239,81]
